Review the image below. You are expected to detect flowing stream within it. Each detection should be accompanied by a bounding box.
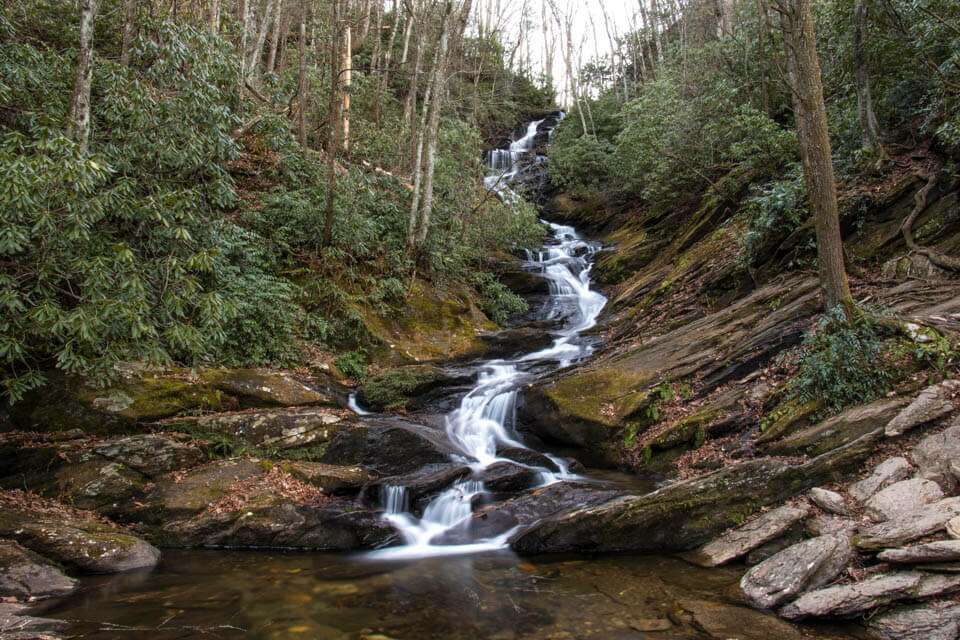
[368,117,608,560]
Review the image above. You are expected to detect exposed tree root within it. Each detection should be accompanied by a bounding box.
[900,169,960,272]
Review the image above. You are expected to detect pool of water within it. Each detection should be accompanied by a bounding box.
[33,550,866,640]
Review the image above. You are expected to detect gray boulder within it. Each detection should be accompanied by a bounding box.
[865,478,944,522]
[0,540,76,600]
[93,434,203,478]
[780,571,960,620]
[740,534,853,610]
[849,457,913,503]
[681,504,811,568]
[857,497,960,549]
[868,601,960,640]
[948,516,960,539]
[912,422,960,493]
[878,540,960,564]
[808,488,850,515]
[885,380,959,437]
[806,514,858,537]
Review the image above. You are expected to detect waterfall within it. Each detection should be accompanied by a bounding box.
[368,115,604,560]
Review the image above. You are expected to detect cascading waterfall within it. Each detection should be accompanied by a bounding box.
[368,116,606,560]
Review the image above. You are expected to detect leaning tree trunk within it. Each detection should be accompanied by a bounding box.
[67,0,98,153]
[296,0,307,146]
[246,0,278,80]
[266,0,284,75]
[779,0,855,316]
[853,0,882,154]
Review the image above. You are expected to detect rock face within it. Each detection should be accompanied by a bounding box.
[780,572,960,620]
[912,422,960,493]
[885,380,959,437]
[857,498,960,549]
[865,478,945,522]
[205,368,339,407]
[0,540,76,600]
[878,540,960,564]
[868,601,960,640]
[318,418,457,476]
[808,488,850,515]
[681,504,811,568]
[849,457,914,503]
[739,534,854,609]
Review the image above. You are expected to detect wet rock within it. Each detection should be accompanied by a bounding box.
[681,504,811,568]
[629,618,672,632]
[361,464,471,513]
[477,328,555,359]
[808,488,850,515]
[849,457,914,503]
[319,418,456,476]
[885,380,959,437]
[912,422,960,493]
[740,534,854,610]
[865,478,944,522]
[868,600,960,640]
[857,497,960,549]
[805,514,858,537]
[165,406,351,449]
[780,571,960,620]
[0,603,69,636]
[878,540,960,564]
[494,268,550,296]
[677,599,802,640]
[207,368,338,407]
[358,365,472,412]
[948,516,960,539]
[496,447,561,472]
[282,461,369,494]
[0,540,76,600]
[93,435,203,478]
[765,397,907,457]
[0,493,160,573]
[478,462,541,493]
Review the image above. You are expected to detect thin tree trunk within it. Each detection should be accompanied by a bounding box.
[247,0,278,79]
[324,0,343,247]
[67,0,98,153]
[296,0,307,146]
[637,0,657,79]
[356,0,373,49]
[340,14,352,151]
[650,0,664,64]
[756,0,771,115]
[238,0,252,99]
[403,7,424,141]
[120,0,137,66]
[778,0,855,315]
[208,0,221,33]
[266,0,284,74]
[854,0,882,153]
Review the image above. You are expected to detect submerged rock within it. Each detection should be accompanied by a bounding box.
[849,457,914,503]
[865,478,944,522]
[878,540,960,564]
[780,571,960,620]
[681,504,811,568]
[885,380,959,437]
[868,601,960,640]
[0,540,76,600]
[739,534,853,610]
[677,599,803,640]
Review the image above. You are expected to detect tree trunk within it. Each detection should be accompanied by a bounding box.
[324,0,343,247]
[756,0,771,115]
[67,0,98,153]
[120,0,137,67]
[296,0,307,146]
[238,0,252,99]
[779,0,855,316]
[266,0,284,74]
[854,0,882,153]
[208,0,221,33]
[650,0,664,64]
[340,14,352,152]
[247,0,278,79]
[403,7,424,148]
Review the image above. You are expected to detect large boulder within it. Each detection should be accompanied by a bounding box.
[281,461,369,494]
[739,534,854,610]
[780,572,960,620]
[865,478,944,522]
[0,491,160,574]
[0,540,76,600]
[92,434,204,478]
[868,601,960,640]
[885,380,959,437]
[318,417,457,476]
[143,458,267,522]
[163,406,352,450]
[911,422,960,493]
[849,457,914,503]
[361,463,471,514]
[203,368,340,407]
[681,504,811,568]
[358,365,471,412]
[856,498,960,549]
[478,461,542,493]
[878,540,960,564]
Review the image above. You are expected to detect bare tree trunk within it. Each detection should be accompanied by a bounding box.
[403,6,424,141]
[325,0,343,247]
[120,0,137,66]
[637,0,657,79]
[208,0,221,33]
[650,0,664,64]
[246,0,278,79]
[778,0,855,315]
[67,0,98,153]
[854,0,882,153]
[356,0,373,48]
[378,0,404,102]
[400,1,415,67]
[238,0,252,99]
[756,0,771,115]
[266,0,284,74]
[296,0,307,146]
[340,13,352,151]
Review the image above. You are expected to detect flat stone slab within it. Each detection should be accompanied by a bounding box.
[780,571,960,620]
[878,540,960,564]
[681,504,811,568]
[849,457,913,503]
[856,497,960,549]
[869,601,960,640]
[912,422,960,493]
[886,380,959,437]
[740,533,853,610]
[865,478,944,522]
[808,488,850,515]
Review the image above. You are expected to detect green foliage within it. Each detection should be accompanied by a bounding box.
[471,273,528,325]
[334,350,368,381]
[549,134,615,199]
[738,167,809,269]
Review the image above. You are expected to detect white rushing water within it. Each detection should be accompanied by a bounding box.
[367,117,606,560]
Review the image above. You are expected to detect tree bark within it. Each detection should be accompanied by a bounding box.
[778,0,855,316]
[854,0,882,153]
[67,0,98,153]
[120,0,138,67]
[325,0,343,247]
[266,0,284,74]
[208,0,221,34]
[339,13,352,152]
[296,0,307,146]
[403,5,425,151]
[246,0,278,79]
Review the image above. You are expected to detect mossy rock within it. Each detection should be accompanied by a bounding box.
[358,365,469,411]
[756,397,821,444]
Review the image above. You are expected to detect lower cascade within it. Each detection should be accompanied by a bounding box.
[368,118,607,560]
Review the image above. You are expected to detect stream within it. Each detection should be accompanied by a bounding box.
[35,118,865,640]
